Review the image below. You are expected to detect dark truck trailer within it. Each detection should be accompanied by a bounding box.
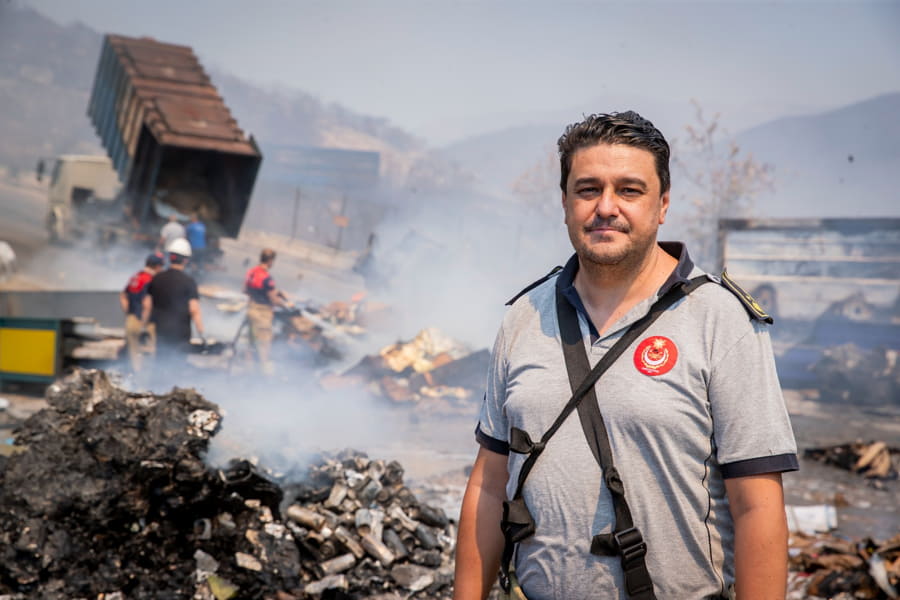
[87,34,261,240]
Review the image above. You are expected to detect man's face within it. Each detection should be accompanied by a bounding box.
[562,143,669,267]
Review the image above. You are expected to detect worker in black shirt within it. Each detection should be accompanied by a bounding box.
[142,238,205,356]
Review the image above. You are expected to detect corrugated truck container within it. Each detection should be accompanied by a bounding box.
[87,34,261,238]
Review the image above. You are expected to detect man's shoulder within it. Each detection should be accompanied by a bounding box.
[499,267,561,335]
[687,270,774,326]
[175,269,197,285]
[155,269,193,285]
[126,271,147,292]
[149,269,172,285]
[505,266,563,308]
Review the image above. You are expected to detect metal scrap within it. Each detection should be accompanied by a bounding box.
[805,441,900,480]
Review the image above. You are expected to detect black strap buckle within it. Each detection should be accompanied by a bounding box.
[614,527,647,566]
[509,427,545,454]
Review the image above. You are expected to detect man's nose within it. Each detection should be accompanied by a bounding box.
[594,190,619,217]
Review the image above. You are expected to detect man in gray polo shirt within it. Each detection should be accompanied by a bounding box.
[453,111,797,600]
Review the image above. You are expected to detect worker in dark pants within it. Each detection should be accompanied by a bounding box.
[142,238,205,378]
[120,253,163,373]
[244,248,292,375]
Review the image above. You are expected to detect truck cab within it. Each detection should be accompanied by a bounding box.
[45,155,121,241]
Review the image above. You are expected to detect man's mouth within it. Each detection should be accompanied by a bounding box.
[584,221,628,234]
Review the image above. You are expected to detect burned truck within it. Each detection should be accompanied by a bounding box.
[718,218,900,401]
[45,34,261,250]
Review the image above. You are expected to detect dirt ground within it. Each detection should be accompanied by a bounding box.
[782,390,900,540]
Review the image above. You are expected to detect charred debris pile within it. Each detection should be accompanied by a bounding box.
[805,441,900,481]
[0,370,460,599]
[811,344,900,405]
[322,327,489,415]
[788,532,900,599]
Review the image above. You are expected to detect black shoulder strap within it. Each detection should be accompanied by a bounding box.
[498,276,709,597]
[719,269,773,324]
[559,275,709,599]
[505,266,563,306]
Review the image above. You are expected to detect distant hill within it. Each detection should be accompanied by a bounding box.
[0,5,103,173]
[437,123,560,195]
[0,4,425,182]
[438,94,900,219]
[735,92,899,217]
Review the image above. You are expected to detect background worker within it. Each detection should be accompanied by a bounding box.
[185,213,207,270]
[454,111,797,599]
[244,248,292,375]
[143,238,204,360]
[119,253,163,372]
[158,214,186,255]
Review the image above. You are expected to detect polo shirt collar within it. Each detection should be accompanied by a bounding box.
[556,242,695,338]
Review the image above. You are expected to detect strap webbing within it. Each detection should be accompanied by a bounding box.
[498,275,708,597]
[561,275,708,599]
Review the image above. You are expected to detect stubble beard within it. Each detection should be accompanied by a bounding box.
[570,219,656,272]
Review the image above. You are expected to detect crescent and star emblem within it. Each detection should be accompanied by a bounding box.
[633,336,678,376]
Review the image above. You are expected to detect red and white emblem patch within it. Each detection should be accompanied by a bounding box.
[633,336,678,376]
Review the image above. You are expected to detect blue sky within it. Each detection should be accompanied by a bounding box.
[21,0,900,144]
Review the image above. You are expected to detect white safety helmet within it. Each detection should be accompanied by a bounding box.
[166,237,192,258]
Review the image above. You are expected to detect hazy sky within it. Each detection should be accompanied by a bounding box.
[21,0,900,144]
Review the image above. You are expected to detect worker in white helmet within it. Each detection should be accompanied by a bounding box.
[142,237,205,356]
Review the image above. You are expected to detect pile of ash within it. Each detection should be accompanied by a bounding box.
[0,369,461,599]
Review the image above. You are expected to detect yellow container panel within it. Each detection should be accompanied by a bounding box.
[0,327,58,376]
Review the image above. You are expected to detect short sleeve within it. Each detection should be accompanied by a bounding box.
[476,324,511,454]
[709,321,798,477]
[188,278,199,301]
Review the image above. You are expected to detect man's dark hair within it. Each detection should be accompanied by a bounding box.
[557,110,670,193]
[260,248,276,264]
[169,253,186,266]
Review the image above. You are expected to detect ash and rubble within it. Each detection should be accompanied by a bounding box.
[784,433,900,597]
[193,286,491,416]
[787,532,900,599]
[320,327,489,415]
[810,344,900,406]
[2,367,899,599]
[0,369,474,599]
[804,441,900,481]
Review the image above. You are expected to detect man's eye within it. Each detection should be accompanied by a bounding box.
[621,187,642,195]
[578,187,599,194]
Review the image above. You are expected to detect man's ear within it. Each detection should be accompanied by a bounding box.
[561,191,567,221]
[658,190,670,224]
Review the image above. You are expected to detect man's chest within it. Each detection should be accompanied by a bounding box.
[503,320,714,441]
